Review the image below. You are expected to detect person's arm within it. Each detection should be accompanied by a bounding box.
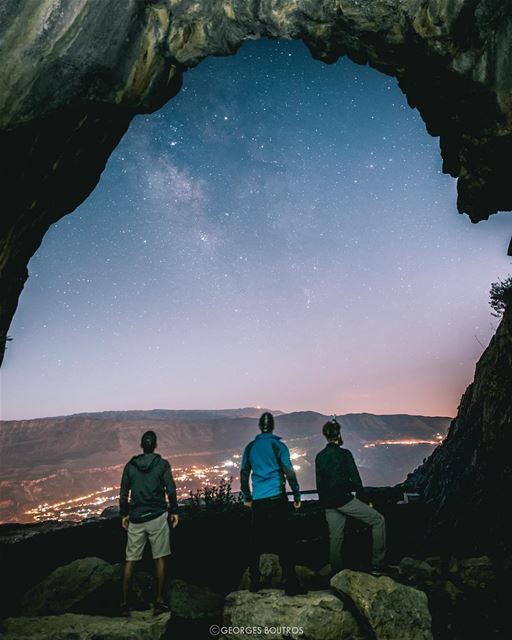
[346,450,363,494]
[163,460,179,527]
[275,441,301,504]
[315,454,323,494]
[119,464,130,529]
[163,459,179,508]
[240,443,253,503]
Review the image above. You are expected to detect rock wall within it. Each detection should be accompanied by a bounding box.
[404,306,512,565]
[1,0,512,362]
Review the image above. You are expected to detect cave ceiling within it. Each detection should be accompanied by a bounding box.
[1,0,511,364]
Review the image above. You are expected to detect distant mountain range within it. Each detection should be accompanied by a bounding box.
[0,408,451,523]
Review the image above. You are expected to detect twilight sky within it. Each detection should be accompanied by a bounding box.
[1,40,511,421]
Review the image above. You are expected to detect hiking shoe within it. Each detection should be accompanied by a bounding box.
[153,600,170,616]
[284,582,308,596]
[119,602,130,617]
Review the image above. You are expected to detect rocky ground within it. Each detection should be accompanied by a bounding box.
[0,551,505,640]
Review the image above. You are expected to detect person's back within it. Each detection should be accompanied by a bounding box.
[122,452,171,522]
[243,432,297,500]
[315,444,362,508]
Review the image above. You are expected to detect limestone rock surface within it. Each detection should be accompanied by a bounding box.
[238,553,325,590]
[0,611,170,640]
[331,569,433,640]
[223,588,364,640]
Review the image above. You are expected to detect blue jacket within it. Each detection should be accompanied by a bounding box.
[240,433,301,502]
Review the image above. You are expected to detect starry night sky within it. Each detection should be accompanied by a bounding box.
[2,40,511,420]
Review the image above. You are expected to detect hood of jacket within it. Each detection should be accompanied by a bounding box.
[129,452,161,473]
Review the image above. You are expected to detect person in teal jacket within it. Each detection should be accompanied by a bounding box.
[240,412,307,595]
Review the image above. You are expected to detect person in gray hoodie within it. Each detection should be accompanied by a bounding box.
[119,431,179,615]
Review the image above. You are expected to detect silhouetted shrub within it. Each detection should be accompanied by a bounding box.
[188,476,242,511]
[489,276,512,317]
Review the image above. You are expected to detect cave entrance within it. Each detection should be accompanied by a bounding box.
[3,39,510,426]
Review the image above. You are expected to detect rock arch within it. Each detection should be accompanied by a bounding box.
[1,0,512,363]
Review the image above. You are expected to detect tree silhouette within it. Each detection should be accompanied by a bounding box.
[489,276,512,317]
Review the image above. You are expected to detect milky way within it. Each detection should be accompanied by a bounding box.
[2,40,511,420]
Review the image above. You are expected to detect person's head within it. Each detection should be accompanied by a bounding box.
[141,430,157,453]
[259,412,274,433]
[322,416,343,445]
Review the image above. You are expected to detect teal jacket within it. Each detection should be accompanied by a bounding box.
[240,433,301,502]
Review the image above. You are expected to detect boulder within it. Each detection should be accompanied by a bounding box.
[443,580,464,605]
[448,557,460,575]
[425,557,442,573]
[21,557,154,615]
[21,557,120,616]
[331,569,433,640]
[399,557,439,582]
[0,611,170,640]
[238,554,326,590]
[169,579,224,620]
[223,589,364,640]
[458,556,495,590]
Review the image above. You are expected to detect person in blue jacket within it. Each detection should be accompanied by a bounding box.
[240,412,307,595]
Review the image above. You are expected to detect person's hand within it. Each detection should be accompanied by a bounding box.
[294,500,301,511]
[121,516,129,530]
[170,514,179,528]
[243,500,253,508]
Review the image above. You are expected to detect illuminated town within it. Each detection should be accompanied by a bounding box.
[15,436,446,524]
[363,433,445,448]
[23,450,307,523]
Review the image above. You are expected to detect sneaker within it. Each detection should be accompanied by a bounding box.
[284,582,308,596]
[370,564,384,576]
[153,600,170,616]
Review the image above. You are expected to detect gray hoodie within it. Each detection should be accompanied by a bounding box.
[119,453,178,523]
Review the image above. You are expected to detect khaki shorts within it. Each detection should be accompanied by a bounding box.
[126,512,170,561]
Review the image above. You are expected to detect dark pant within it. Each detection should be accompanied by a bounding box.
[249,494,297,585]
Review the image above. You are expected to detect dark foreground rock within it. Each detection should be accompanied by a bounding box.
[238,553,327,590]
[21,557,119,616]
[0,611,170,640]
[331,569,433,640]
[223,589,364,640]
[21,557,154,615]
[169,578,224,620]
[455,556,496,590]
